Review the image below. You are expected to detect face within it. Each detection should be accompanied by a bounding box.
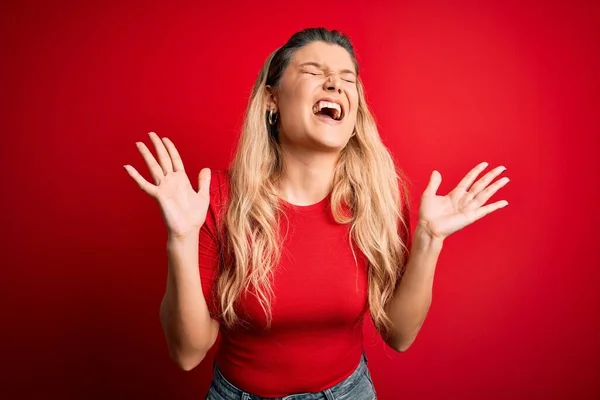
[267,41,359,151]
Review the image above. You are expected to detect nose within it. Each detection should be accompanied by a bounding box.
[323,74,342,94]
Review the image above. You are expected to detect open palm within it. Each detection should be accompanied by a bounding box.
[123,132,211,240]
[418,162,510,240]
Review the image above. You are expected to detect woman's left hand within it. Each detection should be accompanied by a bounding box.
[417,162,510,241]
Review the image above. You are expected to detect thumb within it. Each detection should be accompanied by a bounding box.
[197,168,211,195]
[424,170,442,196]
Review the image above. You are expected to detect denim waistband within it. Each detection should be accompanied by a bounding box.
[210,353,370,400]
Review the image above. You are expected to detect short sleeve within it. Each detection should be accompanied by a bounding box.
[199,169,227,320]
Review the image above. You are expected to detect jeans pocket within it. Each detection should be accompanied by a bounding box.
[206,382,227,400]
[362,369,377,399]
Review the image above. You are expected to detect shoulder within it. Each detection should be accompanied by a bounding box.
[200,168,231,239]
[206,168,231,222]
[208,168,230,202]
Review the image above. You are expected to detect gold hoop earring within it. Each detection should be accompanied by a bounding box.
[268,110,278,126]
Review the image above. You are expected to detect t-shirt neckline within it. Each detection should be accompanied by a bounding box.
[278,191,332,213]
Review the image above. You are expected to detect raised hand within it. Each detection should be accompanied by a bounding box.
[418,162,510,241]
[123,132,211,240]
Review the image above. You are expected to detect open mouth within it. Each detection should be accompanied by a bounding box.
[312,100,344,121]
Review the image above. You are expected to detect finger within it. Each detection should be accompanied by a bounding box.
[148,131,173,174]
[455,162,489,192]
[136,141,165,184]
[472,176,510,207]
[162,137,185,172]
[424,170,442,196]
[197,168,211,195]
[471,199,509,222]
[124,165,158,197]
[468,165,507,197]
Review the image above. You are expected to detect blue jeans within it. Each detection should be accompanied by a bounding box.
[206,353,377,400]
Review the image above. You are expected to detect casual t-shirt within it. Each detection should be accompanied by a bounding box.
[198,169,410,397]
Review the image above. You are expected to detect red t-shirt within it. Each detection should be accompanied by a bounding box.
[199,169,410,397]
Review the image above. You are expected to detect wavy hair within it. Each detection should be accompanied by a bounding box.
[215,27,411,339]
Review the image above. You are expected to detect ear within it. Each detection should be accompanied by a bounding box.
[265,85,278,112]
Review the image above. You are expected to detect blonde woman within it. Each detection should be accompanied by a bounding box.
[124,28,510,400]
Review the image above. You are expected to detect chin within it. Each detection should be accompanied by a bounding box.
[307,131,351,151]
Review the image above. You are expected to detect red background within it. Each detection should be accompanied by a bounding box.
[2,1,599,399]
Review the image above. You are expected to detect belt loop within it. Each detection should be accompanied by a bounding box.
[241,393,250,400]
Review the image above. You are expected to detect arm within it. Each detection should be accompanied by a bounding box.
[160,232,220,371]
[384,163,509,352]
[124,133,222,371]
[384,224,443,352]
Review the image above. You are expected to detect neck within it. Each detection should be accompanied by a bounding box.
[277,144,338,206]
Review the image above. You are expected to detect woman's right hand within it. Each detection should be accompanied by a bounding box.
[124,132,211,240]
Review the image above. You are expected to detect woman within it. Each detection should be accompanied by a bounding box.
[124,28,509,400]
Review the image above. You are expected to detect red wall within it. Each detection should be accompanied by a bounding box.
[2,1,599,398]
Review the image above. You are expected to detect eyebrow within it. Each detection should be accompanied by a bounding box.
[299,61,357,76]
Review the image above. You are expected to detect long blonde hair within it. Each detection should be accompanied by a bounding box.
[215,28,411,340]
